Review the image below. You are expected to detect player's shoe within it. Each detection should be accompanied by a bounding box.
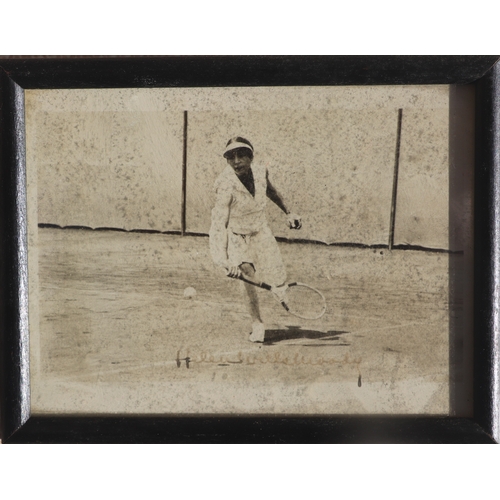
[249,321,265,343]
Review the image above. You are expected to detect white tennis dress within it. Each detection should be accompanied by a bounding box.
[209,163,287,286]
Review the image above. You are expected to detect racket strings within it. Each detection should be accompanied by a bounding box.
[279,283,326,320]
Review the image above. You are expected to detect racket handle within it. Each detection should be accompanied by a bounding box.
[280,301,290,312]
[231,273,273,291]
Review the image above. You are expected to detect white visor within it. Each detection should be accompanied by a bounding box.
[223,141,254,157]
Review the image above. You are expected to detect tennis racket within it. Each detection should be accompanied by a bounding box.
[231,274,327,320]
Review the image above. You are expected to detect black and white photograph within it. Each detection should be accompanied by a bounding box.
[24,84,473,416]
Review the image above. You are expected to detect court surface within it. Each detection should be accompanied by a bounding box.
[30,228,464,415]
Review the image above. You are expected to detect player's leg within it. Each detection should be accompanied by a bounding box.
[240,262,265,342]
[227,232,265,342]
[240,262,261,322]
[253,224,289,303]
[254,224,287,286]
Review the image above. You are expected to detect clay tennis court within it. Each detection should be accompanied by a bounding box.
[29,227,462,415]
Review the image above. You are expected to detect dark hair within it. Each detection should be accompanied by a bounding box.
[224,136,254,159]
[226,136,254,150]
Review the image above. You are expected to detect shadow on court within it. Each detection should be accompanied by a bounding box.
[264,326,350,346]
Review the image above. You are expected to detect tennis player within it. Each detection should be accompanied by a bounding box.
[209,137,302,342]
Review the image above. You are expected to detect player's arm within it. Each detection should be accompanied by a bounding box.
[266,170,302,229]
[209,185,240,277]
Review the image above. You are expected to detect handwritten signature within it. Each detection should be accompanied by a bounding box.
[176,350,361,369]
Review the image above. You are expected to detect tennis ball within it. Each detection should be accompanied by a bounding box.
[183,287,197,299]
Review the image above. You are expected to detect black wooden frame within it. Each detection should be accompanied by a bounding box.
[1,56,499,443]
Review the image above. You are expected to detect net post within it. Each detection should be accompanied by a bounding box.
[181,110,188,236]
[388,108,403,250]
